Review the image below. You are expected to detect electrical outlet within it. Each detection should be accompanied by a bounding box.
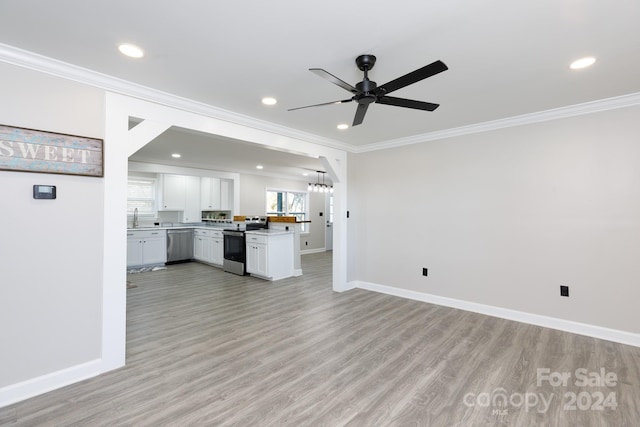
[560,285,569,297]
[422,268,428,277]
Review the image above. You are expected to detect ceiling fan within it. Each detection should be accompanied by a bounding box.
[289,54,448,126]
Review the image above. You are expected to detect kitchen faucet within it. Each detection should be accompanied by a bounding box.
[133,208,139,228]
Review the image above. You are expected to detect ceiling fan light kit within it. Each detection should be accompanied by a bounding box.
[290,54,448,126]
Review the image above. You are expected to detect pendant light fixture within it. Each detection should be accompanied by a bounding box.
[307,171,334,193]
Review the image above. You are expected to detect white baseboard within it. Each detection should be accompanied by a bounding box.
[355,281,640,348]
[301,248,326,255]
[0,359,102,408]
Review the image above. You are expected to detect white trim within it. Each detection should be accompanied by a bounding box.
[3,43,639,156]
[0,359,101,408]
[0,43,347,152]
[355,281,640,348]
[301,247,327,255]
[355,92,640,153]
[340,280,358,293]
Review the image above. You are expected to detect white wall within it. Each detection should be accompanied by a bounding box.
[351,105,640,335]
[0,64,105,388]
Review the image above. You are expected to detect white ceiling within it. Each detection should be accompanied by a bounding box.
[1,1,639,180]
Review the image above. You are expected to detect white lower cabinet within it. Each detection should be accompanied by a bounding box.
[193,228,223,267]
[245,232,293,280]
[246,241,268,277]
[127,230,167,267]
[194,234,210,262]
[210,236,223,266]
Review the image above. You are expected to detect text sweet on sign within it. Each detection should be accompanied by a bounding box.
[0,124,103,177]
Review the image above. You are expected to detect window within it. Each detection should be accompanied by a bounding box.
[127,177,156,216]
[266,189,308,231]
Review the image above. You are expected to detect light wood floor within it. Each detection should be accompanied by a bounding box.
[2,252,639,426]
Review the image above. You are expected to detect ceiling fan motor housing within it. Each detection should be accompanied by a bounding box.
[355,54,377,71]
[355,80,378,104]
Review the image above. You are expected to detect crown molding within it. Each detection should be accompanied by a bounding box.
[354,92,640,153]
[2,43,639,156]
[0,43,351,152]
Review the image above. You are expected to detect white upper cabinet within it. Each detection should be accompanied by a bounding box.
[133,170,236,218]
[220,179,231,210]
[183,175,201,223]
[159,174,186,210]
[201,177,233,211]
[201,177,221,209]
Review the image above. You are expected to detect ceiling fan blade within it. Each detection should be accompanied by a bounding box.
[377,60,448,96]
[376,96,440,111]
[352,103,369,126]
[288,99,353,111]
[310,68,359,93]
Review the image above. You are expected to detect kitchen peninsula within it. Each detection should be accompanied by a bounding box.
[245,229,294,281]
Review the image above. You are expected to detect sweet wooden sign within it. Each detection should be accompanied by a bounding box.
[0,124,103,177]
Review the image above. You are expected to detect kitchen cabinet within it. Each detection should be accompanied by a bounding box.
[201,177,221,209]
[127,230,167,267]
[194,233,211,262]
[193,228,223,267]
[183,175,201,223]
[210,232,224,266]
[245,231,293,280]
[159,174,186,210]
[220,179,231,210]
[158,174,201,221]
[201,177,233,211]
[246,238,268,277]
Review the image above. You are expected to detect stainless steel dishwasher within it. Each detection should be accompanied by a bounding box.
[166,229,194,263]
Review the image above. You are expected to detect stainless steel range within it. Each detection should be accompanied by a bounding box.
[222,216,267,275]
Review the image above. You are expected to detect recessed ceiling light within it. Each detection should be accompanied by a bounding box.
[337,124,349,130]
[570,56,596,70]
[262,97,277,105]
[256,165,264,169]
[118,43,144,58]
[171,153,181,158]
[302,172,309,177]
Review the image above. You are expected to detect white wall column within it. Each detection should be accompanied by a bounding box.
[321,156,349,292]
[101,93,128,371]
